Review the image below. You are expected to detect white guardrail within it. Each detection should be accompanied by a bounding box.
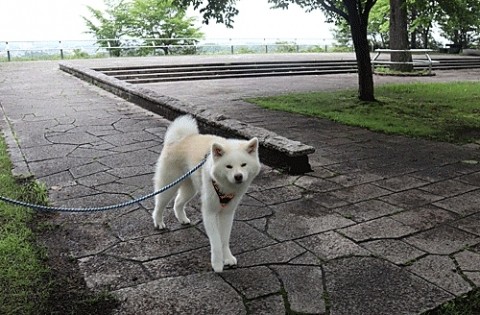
[0,37,341,61]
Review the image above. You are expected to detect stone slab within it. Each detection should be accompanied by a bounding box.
[404,225,480,255]
[433,190,480,216]
[298,231,370,261]
[267,199,354,241]
[419,179,478,198]
[329,183,392,203]
[221,266,281,299]
[334,199,403,222]
[406,255,472,296]
[324,257,453,315]
[144,247,212,278]
[236,241,306,267]
[113,273,246,315]
[450,212,480,236]
[390,205,459,230]
[373,175,430,192]
[273,265,326,314]
[361,239,425,265]
[454,250,480,272]
[104,227,209,261]
[339,217,416,242]
[78,254,150,291]
[379,189,444,209]
[246,295,285,315]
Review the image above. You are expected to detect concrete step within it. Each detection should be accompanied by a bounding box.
[95,60,358,84]
[95,60,358,74]
[94,57,480,84]
[122,68,358,84]
[110,64,357,78]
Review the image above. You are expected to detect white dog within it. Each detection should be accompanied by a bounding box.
[152,115,261,272]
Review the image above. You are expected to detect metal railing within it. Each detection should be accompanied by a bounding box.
[0,37,343,61]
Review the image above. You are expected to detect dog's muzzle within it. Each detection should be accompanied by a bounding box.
[234,174,243,183]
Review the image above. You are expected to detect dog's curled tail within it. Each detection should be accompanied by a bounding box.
[164,115,199,145]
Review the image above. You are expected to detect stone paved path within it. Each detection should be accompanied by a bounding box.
[1,56,480,315]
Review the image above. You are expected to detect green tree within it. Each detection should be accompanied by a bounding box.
[127,0,203,55]
[331,0,389,49]
[408,0,438,49]
[437,0,480,48]
[83,0,130,56]
[331,20,352,47]
[83,0,203,56]
[175,0,378,101]
[333,0,440,50]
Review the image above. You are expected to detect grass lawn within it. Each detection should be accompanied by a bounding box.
[248,81,480,143]
[424,288,480,315]
[0,135,118,314]
[0,137,50,314]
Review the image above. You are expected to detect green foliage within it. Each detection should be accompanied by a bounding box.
[0,138,50,314]
[83,0,128,56]
[301,45,325,52]
[423,288,480,315]
[72,49,92,59]
[374,66,430,76]
[368,0,389,48]
[83,0,204,56]
[328,0,390,49]
[331,20,352,47]
[235,46,256,54]
[248,81,480,143]
[173,0,238,27]
[436,0,480,48]
[331,45,353,52]
[127,0,204,55]
[274,41,298,53]
[326,0,480,49]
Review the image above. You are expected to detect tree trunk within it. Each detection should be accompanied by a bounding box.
[422,29,429,48]
[389,0,412,71]
[345,1,375,102]
[410,8,417,49]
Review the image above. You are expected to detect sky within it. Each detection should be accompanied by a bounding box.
[0,0,331,42]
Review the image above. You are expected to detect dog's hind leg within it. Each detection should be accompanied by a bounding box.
[173,179,196,225]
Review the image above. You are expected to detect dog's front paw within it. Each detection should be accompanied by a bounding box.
[153,220,166,230]
[224,255,237,267]
[212,261,224,273]
[178,217,191,225]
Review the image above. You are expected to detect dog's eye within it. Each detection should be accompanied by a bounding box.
[241,163,247,167]
[226,165,233,169]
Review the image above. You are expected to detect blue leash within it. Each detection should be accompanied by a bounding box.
[0,157,207,213]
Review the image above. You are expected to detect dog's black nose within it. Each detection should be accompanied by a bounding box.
[234,174,243,182]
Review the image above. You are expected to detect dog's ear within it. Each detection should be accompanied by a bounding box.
[246,137,259,155]
[211,143,224,159]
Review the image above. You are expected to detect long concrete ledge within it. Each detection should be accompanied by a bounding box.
[59,62,315,174]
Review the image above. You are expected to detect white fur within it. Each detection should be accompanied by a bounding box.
[152,115,261,272]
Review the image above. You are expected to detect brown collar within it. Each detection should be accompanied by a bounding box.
[212,180,235,208]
